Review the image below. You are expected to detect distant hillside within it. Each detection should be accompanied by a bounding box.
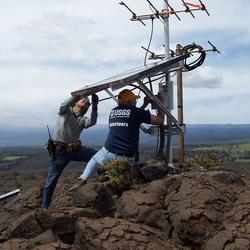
[185,124,250,144]
[0,124,250,146]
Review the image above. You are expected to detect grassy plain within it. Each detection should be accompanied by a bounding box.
[190,143,250,163]
[192,143,250,153]
[1,142,250,172]
[0,142,250,195]
[2,156,27,161]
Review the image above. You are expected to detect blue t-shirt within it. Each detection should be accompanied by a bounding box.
[104,104,151,156]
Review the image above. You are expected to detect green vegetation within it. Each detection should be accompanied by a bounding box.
[189,143,250,163]
[186,153,223,169]
[98,160,140,195]
[235,159,250,163]
[99,160,130,194]
[192,143,250,153]
[0,142,249,172]
[2,156,27,162]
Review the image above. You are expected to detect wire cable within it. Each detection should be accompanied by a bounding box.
[182,44,206,72]
[170,72,177,78]
[143,73,165,85]
[144,17,154,66]
[149,4,164,25]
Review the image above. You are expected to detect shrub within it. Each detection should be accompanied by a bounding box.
[98,160,139,195]
[186,153,223,170]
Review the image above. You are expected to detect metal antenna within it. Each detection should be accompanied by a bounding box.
[141,45,165,60]
[169,49,175,57]
[118,0,214,166]
[146,0,163,20]
[127,1,209,23]
[163,0,181,21]
[181,41,220,55]
[181,0,195,18]
[192,42,202,52]
[208,41,220,54]
[199,0,210,16]
[47,125,52,141]
[141,46,155,58]
[163,44,175,58]
[119,2,146,26]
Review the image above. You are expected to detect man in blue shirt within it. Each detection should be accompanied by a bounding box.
[70,89,164,191]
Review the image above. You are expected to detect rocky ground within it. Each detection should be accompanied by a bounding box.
[1,160,250,250]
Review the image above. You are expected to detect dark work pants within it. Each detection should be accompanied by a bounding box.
[42,146,96,209]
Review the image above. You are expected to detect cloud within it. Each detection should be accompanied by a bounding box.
[0,64,130,128]
[183,66,223,89]
[183,93,250,124]
[12,11,143,67]
[0,0,249,129]
[15,13,104,63]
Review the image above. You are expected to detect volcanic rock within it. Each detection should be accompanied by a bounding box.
[75,217,190,250]
[1,162,250,250]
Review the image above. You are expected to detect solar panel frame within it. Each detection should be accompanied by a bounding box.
[71,54,189,96]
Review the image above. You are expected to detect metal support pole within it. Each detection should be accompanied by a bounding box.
[162,0,173,164]
[176,44,185,164]
[105,89,118,103]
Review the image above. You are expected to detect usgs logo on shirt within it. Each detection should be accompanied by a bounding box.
[110,109,131,118]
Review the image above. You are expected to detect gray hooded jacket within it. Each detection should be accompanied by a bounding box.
[53,96,97,144]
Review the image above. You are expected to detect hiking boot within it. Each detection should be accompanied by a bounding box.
[69,179,87,192]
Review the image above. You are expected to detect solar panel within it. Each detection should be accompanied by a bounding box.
[71,54,189,96]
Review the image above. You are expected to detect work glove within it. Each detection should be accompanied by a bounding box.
[143,96,151,106]
[91,94,99,105]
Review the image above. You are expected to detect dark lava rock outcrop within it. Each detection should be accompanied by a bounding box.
[1,162,250,250]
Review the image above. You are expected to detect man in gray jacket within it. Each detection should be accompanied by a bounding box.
[42,94,98,210]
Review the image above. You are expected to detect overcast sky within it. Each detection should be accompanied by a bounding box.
[0,0,249,129]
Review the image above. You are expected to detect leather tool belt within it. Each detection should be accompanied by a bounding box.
[54,140,81,153]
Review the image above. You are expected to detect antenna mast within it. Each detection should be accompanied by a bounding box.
[160,0,171,162]
[119,0,216,167]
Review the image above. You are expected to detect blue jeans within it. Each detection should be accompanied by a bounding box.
[79,147,136,181]
[42,146,96,209]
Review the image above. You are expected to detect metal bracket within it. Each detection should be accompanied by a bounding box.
[105,89,118,103]
[144,124,186,136]
[137,79,184,133]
